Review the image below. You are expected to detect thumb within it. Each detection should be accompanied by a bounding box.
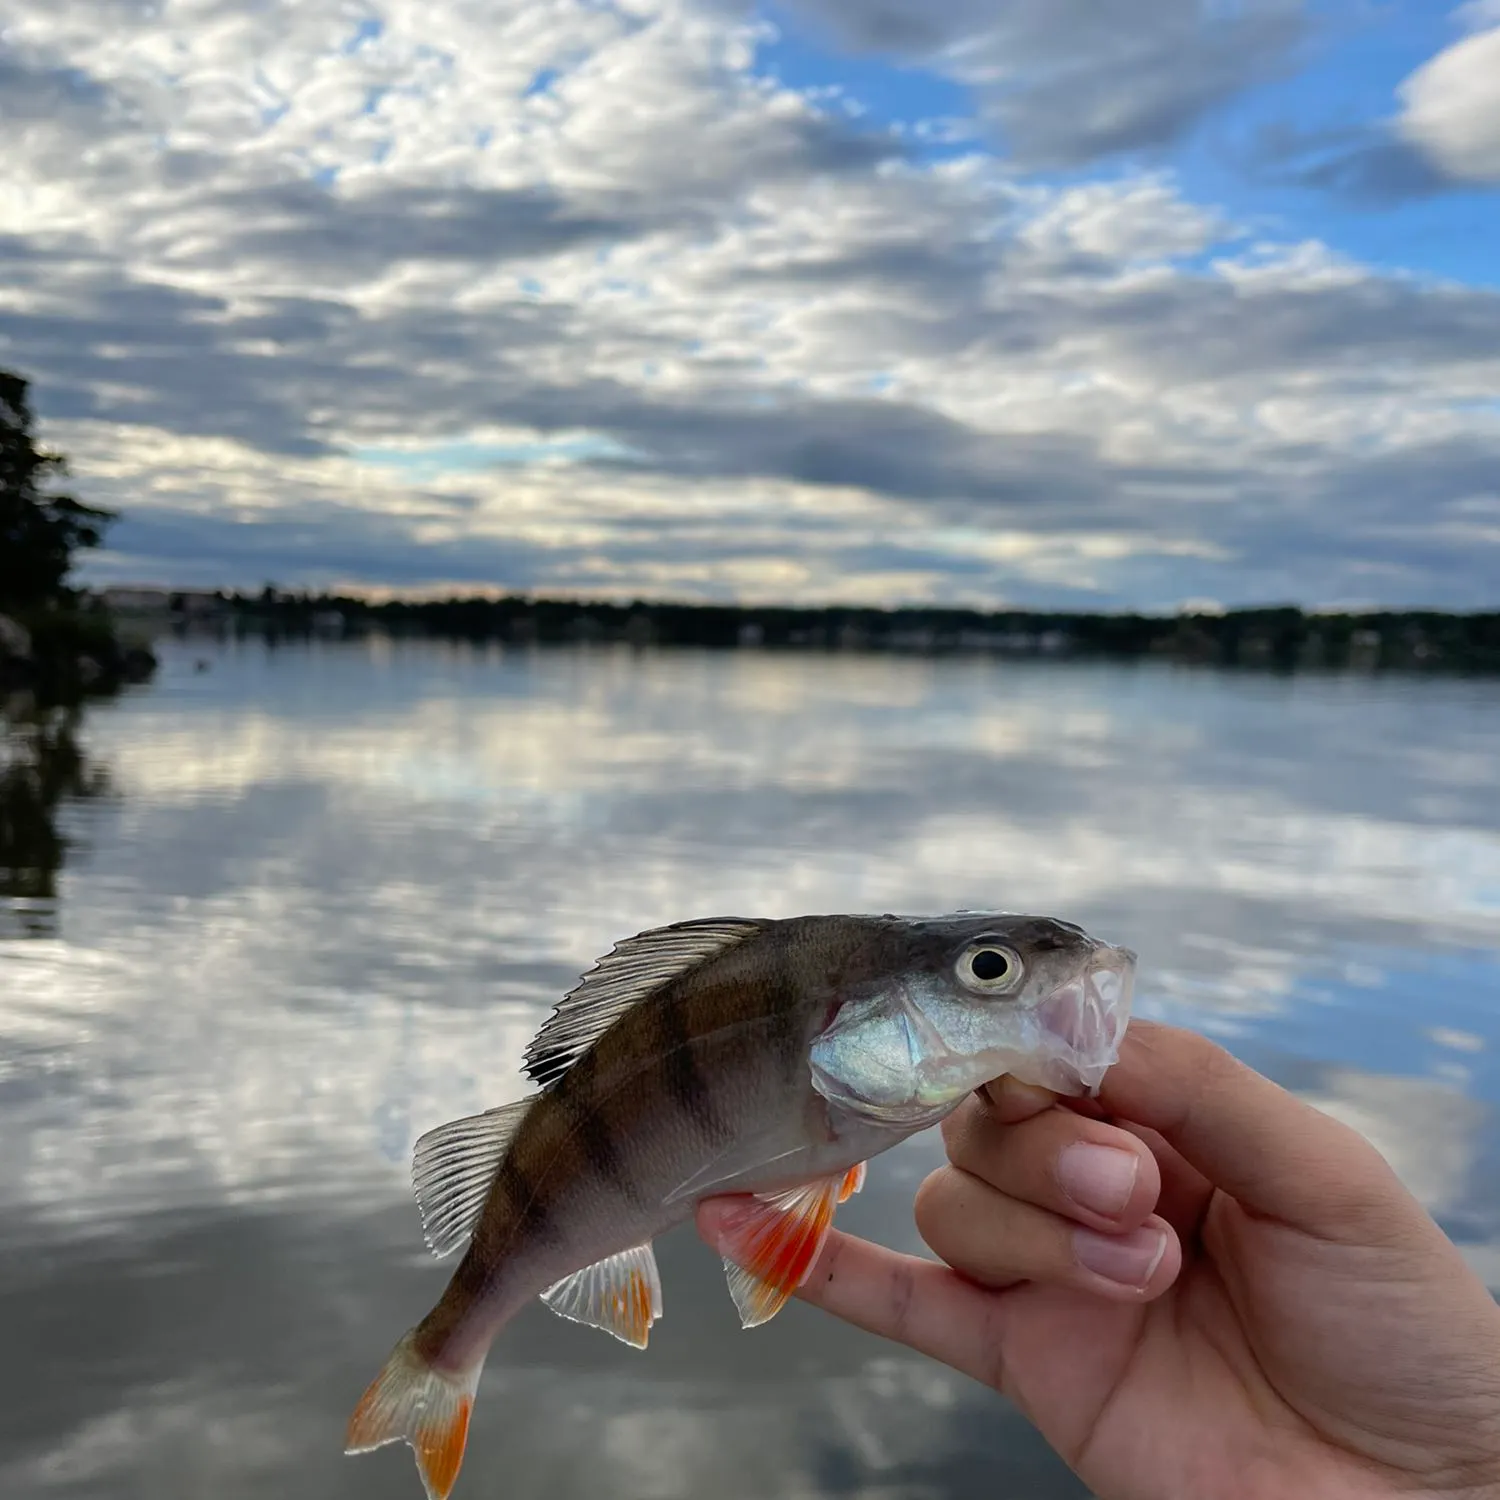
[1095,1020,1421,1244]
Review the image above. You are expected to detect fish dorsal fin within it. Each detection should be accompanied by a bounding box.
[523,918,767,1089]
[540,1243,663,1349]
[411,1097,536,1259]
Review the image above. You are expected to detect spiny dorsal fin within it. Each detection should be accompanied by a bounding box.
[522,918,767,1089]
[540,1242,663,1348]
[411,1097,535,1258]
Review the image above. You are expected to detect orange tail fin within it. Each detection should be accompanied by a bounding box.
[345,1330,483,1500]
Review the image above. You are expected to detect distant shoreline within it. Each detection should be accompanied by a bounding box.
[98,587,1500,674]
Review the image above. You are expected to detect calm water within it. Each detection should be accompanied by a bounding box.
[3,637,1500,1500]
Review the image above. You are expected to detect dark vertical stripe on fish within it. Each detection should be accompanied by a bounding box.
[571,1089,646,1205]
[656,990,719,1133]
[490,1151,559,1248]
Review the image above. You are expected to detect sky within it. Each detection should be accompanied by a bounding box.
[2,0,1499,611]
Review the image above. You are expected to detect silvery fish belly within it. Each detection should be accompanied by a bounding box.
[345,910,1137,1500]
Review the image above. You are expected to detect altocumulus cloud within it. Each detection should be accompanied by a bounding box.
[1,0,1498,608]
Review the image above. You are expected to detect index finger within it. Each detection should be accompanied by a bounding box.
[770,1224,1008,1388]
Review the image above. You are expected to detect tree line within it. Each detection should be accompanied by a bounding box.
[226,589,1500,673]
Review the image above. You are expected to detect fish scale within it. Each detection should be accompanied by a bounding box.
[346,910,1136,1500]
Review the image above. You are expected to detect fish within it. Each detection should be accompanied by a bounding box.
[345,910,1136,1499]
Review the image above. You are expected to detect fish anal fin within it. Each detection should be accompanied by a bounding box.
[345,1330,483,1500]
[717,1176,843,1329]
[541,1243,663,1349]
[412,1097,536,1259]
[524,918,766,1089]
[838,1162,867,1202]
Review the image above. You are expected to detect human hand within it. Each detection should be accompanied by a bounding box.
[698,1020,1500,1499]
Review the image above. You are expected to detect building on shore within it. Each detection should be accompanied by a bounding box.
[99,587,229,621]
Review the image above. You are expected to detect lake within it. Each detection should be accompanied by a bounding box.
[3,636,1499,1499]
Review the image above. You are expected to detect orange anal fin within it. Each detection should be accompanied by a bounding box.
[540,1242,663,1349]
[345,1330,481,1500]
[717,1174,843,1329]
[838,1162,867,1202]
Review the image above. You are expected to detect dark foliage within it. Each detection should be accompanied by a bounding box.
[225,590,1500,674]
[0,369,116,611]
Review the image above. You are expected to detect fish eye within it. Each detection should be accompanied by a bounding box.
[957,942,1022,993]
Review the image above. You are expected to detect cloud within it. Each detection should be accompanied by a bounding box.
[775,0,1308,167]
[192,181,639,278]
[1302,1070,1488,1217]
[1244,121,1457,204]
[1,0,1498,607]
[1396,17,1500,183]
[1272,5,1500,199]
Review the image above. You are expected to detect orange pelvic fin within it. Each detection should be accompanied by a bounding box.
[716,1173,846,1329]
[345,1330,482,1500]
[837,1162,867,1202]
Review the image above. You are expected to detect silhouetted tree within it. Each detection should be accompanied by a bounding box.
[0,368,115,611]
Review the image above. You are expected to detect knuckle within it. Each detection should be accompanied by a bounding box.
[1304,1132,1414,1239]
[886,1259,918,1345]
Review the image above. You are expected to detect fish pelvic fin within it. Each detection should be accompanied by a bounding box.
[541,1242,663,1349]
[345,1330,483,1500]
[717,1174,847,1329]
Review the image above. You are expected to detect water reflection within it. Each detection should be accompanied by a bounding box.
[0,638,1497,1499]
[0,696,110,939]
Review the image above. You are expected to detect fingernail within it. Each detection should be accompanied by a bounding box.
[1074,1225,1167,1289]
[1057,1143,1138,1217]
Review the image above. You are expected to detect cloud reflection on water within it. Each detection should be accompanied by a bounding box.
[1,637,1497,1498]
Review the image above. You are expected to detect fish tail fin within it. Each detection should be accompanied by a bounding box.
[345,1329,483,1500]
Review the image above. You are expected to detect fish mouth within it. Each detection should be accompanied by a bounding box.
[1025,948,1136,1096]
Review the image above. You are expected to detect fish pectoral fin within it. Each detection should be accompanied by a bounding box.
[663,1126,814,1206]
[411,1096,537,1259]
[838,1162,867,1202]
[345,1330,483,1500]
[540,1243,663,1350]
[717,1175,845,1330]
